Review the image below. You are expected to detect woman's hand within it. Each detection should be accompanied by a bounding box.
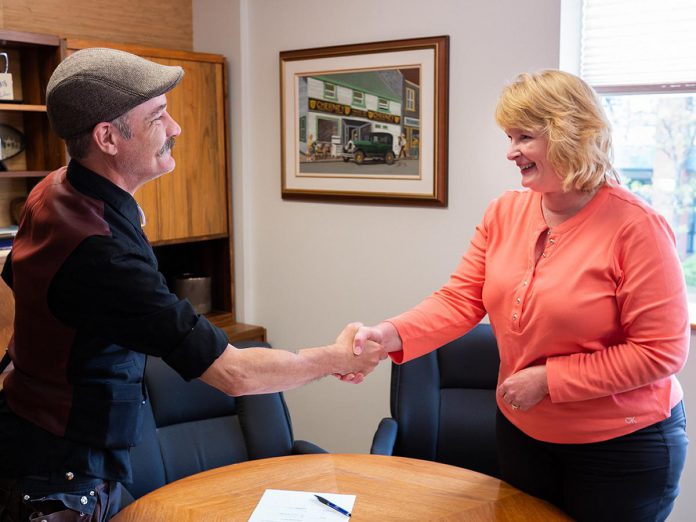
[353,322,403,355]
[497,365,549,411]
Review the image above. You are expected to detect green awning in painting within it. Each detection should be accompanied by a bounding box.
[313,70,403,102]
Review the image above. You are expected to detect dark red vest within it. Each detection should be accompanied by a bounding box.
[5,167,109,438]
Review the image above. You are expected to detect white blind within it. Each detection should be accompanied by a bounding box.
[580,0,696,89]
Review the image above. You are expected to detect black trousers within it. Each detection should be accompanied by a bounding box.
[496,403,688,522]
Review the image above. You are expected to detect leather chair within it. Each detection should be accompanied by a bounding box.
[370,323,501,478]
[123,342,325,503]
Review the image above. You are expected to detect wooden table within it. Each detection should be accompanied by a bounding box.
[113,454,572,521]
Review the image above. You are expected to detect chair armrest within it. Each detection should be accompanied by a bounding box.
[370,417,398,455]
[292,439,329,454]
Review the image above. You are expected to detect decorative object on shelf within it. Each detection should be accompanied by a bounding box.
[280,35,449,206]
[0,124,25,172]
[10,197,26,224]
[173,274,212,314]
[0,52,14,101]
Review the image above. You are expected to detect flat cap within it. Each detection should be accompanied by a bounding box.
[46,47,184,139]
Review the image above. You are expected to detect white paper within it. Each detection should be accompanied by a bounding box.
[0,73,13,100]
[248,489,356,522]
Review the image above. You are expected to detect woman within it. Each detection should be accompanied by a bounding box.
[352,70,689,521]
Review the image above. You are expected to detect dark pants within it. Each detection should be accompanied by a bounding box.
[496,403,688,522]
[0,478,121,522]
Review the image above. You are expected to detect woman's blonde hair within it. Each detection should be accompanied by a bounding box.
[495,70,618,192]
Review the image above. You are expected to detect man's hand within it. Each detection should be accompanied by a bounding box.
[331,322,387,384]
[496,365,549,412]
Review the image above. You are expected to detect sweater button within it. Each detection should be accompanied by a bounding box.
[65,471,74,481]
[512,313,518,320]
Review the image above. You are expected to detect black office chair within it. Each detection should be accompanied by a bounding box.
[370,323,501,478]
[123,342,325,503]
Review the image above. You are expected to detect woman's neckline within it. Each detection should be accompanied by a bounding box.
[541,188,600,229]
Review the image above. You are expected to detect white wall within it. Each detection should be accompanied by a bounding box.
[193,1,694,520]
[194,0,560,450]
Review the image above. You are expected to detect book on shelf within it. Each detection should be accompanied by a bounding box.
[0,226,15,253]
[0,225,18,239]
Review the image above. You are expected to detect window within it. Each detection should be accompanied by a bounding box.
[352,91,365,107]
[406,88,416,111]
[299,116,306,143]
[323,82,337,100]
[317,118,338,143]
[378,98,389,111]
[573,0,696,316]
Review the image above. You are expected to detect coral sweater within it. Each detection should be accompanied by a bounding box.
[388,184,689,443]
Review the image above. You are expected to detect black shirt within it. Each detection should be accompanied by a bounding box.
[0,160,228,483]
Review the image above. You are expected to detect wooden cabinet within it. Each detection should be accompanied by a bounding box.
[0,34,265,348]
[155,56,229,242]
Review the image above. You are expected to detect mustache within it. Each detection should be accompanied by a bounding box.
[157,137,176,156]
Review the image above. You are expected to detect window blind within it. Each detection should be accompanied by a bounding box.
[580,0,696,90]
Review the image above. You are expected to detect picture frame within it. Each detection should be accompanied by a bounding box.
[280,35,449,206]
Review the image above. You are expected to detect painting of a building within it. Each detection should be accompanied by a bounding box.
[298,68,419,164]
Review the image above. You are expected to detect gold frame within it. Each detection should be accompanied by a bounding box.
[280,35,449,206]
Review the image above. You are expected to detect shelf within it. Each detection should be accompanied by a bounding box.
[0,103,46,112]
[0,30,61,47]
[206,312,267,344]
[150,233,228,247]
[0,170,51,178]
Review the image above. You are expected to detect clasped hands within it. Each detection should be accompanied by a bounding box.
[331,322,401,384]
[496,365,549,411]
[330,322,393,384]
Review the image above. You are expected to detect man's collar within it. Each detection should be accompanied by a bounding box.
[66,159,143,229]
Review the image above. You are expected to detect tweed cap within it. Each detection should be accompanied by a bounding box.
[46,47,184,139]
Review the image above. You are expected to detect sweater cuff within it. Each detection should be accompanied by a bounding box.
[384,319,408,364]
[545,356,567,403]
[163,316,228,380]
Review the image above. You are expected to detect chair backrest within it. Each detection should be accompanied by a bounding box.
[390,323,501,477]
[125,342,297,499]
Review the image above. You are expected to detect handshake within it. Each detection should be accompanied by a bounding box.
[201,321,404,396]
[327,322,402,385]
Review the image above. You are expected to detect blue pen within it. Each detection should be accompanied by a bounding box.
[314,494,351,517]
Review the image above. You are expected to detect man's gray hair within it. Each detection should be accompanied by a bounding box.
[65,113,132,160]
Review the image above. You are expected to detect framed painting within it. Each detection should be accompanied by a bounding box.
[280,35,449,206]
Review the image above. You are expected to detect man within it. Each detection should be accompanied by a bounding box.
[0,48,384,521]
